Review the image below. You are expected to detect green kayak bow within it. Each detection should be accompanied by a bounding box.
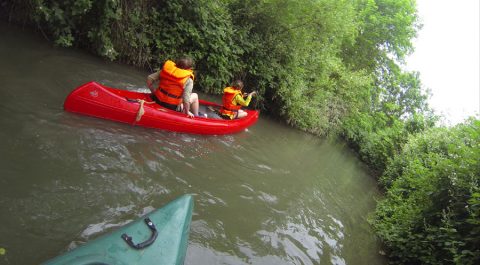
[43,195,193,265]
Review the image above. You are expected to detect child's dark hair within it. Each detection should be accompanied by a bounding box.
[175,56,193,69]
[232,80,244,89]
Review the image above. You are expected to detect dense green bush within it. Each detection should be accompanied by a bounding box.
[226,0,383,135]
[372,119,480,264]
[25,0,244,91]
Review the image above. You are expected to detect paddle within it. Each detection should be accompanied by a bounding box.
[207,105,219,113]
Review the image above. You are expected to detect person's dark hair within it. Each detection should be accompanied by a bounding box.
[175,57,193,69]
[232,80,244,89]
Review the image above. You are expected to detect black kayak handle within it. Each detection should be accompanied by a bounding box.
[121,218,158,249]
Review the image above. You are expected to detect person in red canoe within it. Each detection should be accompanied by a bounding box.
[219,80,257,119]
[147,57,206,118]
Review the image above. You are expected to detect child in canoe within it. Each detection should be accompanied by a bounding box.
[219,80,257,119]
[147,57,206,118]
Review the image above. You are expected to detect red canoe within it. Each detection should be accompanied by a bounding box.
[64,82,259,135]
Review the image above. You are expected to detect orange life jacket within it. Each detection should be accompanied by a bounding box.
[220,87,242,118]
[154,60,194,106]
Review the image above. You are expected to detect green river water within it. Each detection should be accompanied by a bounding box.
[0,23,385,265]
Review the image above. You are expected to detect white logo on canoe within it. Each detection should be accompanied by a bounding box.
[90,90,98,97]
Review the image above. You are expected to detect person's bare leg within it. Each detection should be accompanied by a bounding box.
[190,93,199,116]
[237,109,248,119]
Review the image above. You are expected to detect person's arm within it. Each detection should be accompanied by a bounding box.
[234,91,256,107]
[182,78,194,118]
[147,71,160,93]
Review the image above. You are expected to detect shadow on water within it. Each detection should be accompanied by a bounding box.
[0,22,385,265]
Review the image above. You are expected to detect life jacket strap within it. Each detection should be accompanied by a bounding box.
[159,88,182,99]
